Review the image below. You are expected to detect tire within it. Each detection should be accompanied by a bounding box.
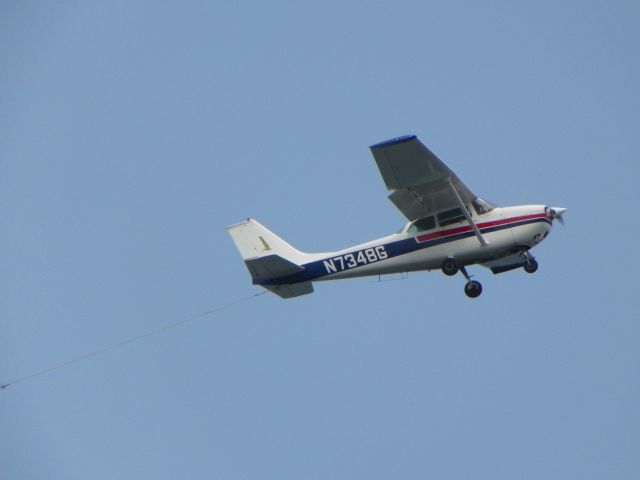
[464,280,482,298]
[441,258,459,276]
[524,259,538,274]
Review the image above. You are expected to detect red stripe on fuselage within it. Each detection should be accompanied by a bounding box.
[415,213,547,243]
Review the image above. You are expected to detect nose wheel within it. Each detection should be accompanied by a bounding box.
[460,265,482,298]
[522,251,539,273]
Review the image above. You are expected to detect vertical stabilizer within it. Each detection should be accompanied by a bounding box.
[226,219,306,263]
[226,219,314,299]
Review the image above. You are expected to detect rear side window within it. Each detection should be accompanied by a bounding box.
[407,216,436,234]
[438,208,465,226]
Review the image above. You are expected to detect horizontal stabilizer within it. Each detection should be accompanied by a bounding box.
[245,254,304,282]
[264,282,314,299]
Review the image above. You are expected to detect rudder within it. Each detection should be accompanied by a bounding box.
[226,219,314,299]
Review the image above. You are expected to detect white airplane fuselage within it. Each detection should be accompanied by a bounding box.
[228,134,566,298]
[258,204,553,287]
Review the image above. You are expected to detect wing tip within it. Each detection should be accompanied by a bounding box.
[369,134,417,149]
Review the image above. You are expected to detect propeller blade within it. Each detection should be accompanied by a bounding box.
[551,207,567,225]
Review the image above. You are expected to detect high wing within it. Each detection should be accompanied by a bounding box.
[370,135,476,221]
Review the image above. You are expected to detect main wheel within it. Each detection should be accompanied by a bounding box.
[441,258,459,276]
[464,280,482,298]
[524,259,538,274]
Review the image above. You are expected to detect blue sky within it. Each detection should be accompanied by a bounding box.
[1,1,639,478]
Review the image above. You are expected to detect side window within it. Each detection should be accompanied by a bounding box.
[407,216,435,234]
[438,208,465,226]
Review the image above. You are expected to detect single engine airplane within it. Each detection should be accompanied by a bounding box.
[227,135,566,298]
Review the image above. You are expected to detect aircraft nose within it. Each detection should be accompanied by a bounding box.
[552,207,567,216]
[549,207,567,225]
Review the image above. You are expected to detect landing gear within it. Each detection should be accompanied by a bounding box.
[522,251,538,273]
[464,280,482,298]
[442,259,483,298]
[460,265,482,298]
[524,259,538,273]
[441,258,459,276]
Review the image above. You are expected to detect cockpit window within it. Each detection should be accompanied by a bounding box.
[407,216,436,234]
[471,197,496,215]
[438,208,466,226]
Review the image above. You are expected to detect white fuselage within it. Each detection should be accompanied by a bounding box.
[301,205,552,282]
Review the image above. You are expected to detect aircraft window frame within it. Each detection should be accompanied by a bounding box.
[407,216,436,234]
[437,208,466,227]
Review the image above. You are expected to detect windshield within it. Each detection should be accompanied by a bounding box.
[471,197,497,215]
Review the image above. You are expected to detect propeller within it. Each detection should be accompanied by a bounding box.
[547,206,567,225]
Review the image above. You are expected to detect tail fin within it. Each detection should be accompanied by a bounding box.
[226,219,305,262]
[226,219,313,299]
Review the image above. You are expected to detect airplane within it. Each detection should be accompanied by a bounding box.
[227,135,566,299]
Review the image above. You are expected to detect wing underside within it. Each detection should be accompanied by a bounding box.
[370,135,476,221]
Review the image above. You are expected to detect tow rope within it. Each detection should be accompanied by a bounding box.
[1,291,267,391]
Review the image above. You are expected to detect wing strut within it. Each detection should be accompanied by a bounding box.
[447,177,489,247]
